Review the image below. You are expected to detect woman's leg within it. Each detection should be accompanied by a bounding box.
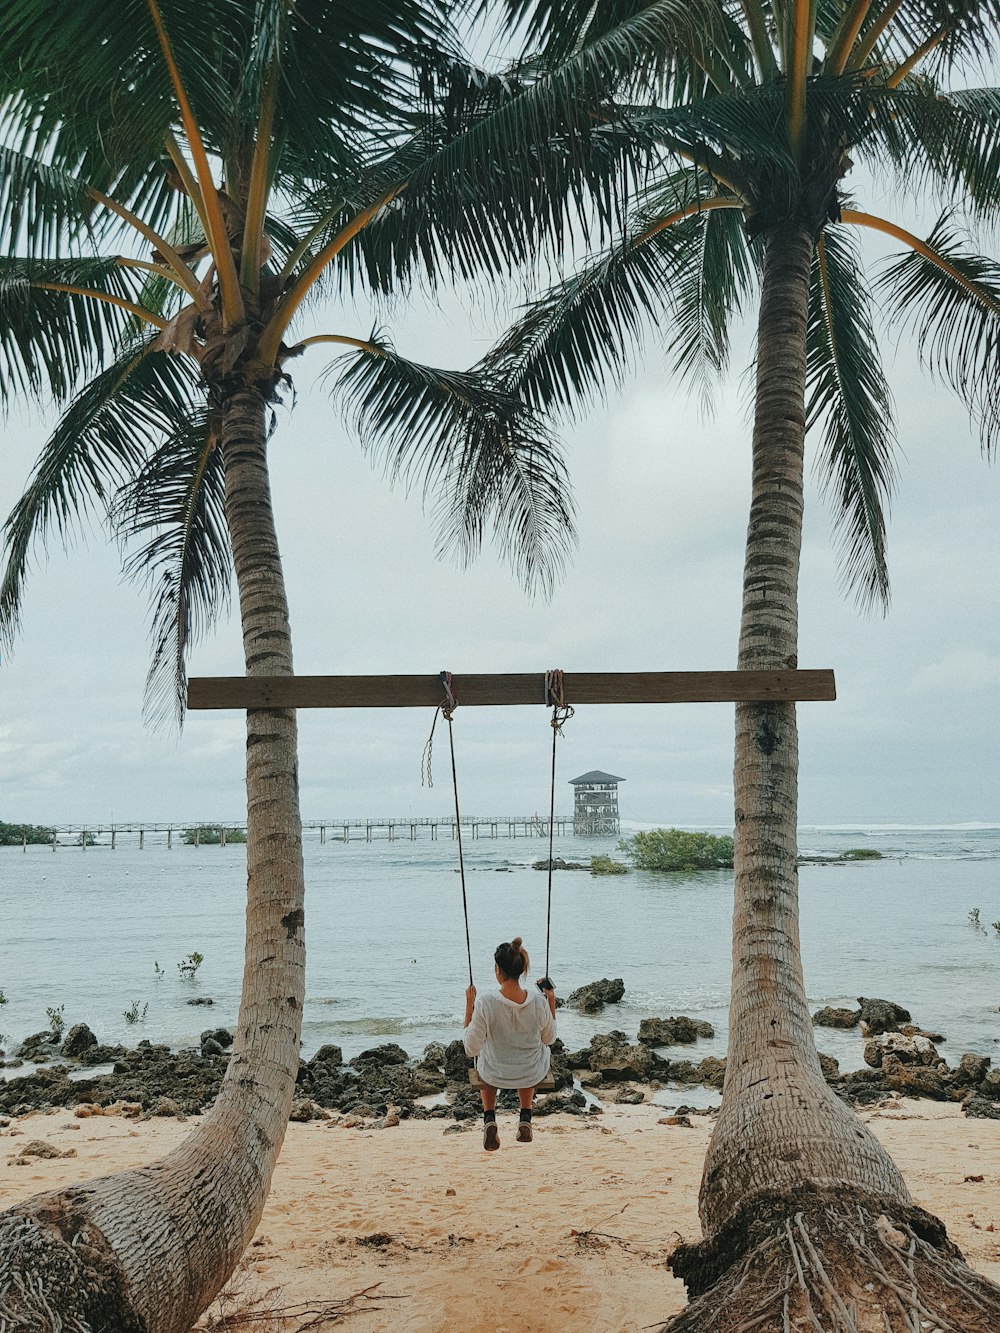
[480,1082,500,1151]
[516,1088,534,1142]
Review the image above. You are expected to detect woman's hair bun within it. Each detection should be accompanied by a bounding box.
[494,937,529,979]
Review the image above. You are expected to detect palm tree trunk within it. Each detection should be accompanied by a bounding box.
[662,218,1000,1331]
[701,219,910,1229]
[0,386,305,1333]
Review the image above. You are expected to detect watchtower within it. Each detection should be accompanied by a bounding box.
[569,770,625,837]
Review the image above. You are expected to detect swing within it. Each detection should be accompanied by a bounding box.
[187,666,836,1093]
[428,671,569,1093]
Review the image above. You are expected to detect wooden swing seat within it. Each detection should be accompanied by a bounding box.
[468,1066,556,1092]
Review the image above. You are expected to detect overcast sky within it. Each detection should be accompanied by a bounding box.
[2,201,998,831]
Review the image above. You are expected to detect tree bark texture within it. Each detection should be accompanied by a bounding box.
[0,387,305,1332]
[698,223,910,1237]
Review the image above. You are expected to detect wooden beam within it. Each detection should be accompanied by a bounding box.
[187,669,836,711]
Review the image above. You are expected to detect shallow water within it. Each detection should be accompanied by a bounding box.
[1,825,998,1072]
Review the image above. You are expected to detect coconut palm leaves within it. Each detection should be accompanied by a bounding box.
[481,0,1000,608]
[873,212,1000,450]
[332,336,575,593]
[807,227,895,608]
[0,0,674,721]
[0,340,218,707]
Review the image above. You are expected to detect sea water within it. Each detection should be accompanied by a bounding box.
[1,825,998,1076]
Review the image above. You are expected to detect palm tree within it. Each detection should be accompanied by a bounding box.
[478,1,1000,1325]
[0,2,630,1325]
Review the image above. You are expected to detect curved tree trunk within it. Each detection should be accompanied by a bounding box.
[0,385,305,1332]
[664,224,1000,1330]
[702,222,909,1226]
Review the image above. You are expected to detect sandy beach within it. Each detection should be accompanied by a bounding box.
[2,1099,999,1331]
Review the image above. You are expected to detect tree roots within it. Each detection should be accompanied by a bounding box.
[0,1200,144,1333]
[662,1190,1000,1332]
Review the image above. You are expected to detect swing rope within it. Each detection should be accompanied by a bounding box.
[424,670,572,989]
[543,669,574,982]
[422,672,474,986]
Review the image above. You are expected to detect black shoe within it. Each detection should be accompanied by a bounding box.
[516,1121,533,1143]
[483,1122,500,1151]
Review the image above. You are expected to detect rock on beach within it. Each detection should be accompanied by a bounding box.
[637,1016,714,1046]
[3,998,999,1124]
[565,978,625,1013]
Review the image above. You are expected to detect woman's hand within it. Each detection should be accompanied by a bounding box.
[464,984,476,1026]
[537,977,557,1017]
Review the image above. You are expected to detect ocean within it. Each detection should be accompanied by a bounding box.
[2,824,999,1084]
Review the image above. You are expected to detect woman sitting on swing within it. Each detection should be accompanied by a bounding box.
[463,937,557,1151]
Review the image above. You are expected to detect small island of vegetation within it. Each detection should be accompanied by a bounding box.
[618,828,735,872]
[0,821,54,846]
[590,854,629,875]
[182,825,247,846]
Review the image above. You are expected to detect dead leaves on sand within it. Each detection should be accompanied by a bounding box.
[192,1267,408,1331]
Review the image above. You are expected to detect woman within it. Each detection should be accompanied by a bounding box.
[463,937,557,1151]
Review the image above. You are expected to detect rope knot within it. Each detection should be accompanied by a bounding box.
[420,672,459,789]
[545,668,574,735]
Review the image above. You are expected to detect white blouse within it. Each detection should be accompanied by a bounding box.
[463,987,557,1089]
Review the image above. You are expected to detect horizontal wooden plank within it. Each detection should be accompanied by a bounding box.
[187,669,836,711]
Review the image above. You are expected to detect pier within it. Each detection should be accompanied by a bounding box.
[7,815,573,849]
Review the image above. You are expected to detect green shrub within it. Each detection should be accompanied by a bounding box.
[178,951,205,978]
[840,848,882,860]
[183,825,247,845]
[0,821,54,846]
[618,828,734,872]
[590,855,629,876]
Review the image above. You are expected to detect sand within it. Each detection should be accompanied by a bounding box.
[2,1100,999,1331]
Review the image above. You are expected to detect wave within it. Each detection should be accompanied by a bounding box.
[301,1013,456,1037]
[801,823,1000,832]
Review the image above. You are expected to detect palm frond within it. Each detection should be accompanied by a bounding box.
[329,336,576,595]
[487,0,755,92]
[0,146,98,258]
[806,226,897,610]
[301,0,750,298]
[936,85,1000,215]
[848,0,1000,80]
[856,79,1000,220]
[666,203,758,401]
[116,413,230,728]
[0,257,176,404]
[482,186,747,417]
[1,0,452,243]
[875,212,1000,454]
[0,341,203,650]
[0,1,233,213]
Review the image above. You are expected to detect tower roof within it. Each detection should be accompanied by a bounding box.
[568,770,625,785]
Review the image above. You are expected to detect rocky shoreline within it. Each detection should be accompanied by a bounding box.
[2,986,998,1128]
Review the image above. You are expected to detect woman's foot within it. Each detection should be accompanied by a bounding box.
[515,1121,533,1143]
[483,1122,500,1151]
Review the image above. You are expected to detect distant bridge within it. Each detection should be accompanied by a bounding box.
[8,815,575,849]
